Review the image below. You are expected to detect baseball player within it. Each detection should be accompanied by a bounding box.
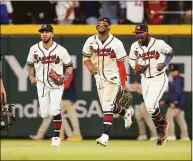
[26,24,73,146]
[82,17,134,146]
[129,24,174,146]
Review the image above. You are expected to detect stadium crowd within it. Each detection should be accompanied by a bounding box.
[0,1,192,25]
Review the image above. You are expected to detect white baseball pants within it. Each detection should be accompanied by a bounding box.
[141,73,168,114]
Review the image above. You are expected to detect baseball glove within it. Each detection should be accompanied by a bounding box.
[118,88,133,109]
[49,69,64,85]
[134,63,149,74]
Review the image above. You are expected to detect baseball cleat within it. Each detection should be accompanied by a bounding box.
[158,120,169,140]
[156,120,169,146]
[51,137,61,146]
[124,108,134,129]
[156,137,168,146]
[96,133,109,147]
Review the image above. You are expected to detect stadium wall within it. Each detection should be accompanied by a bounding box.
[1,25,192,138]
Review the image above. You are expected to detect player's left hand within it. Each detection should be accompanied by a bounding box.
[49,69,64,85]
[157,63,165,71]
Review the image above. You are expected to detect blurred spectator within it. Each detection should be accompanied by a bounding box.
[160,65,190,141]
[60,69,82,141]
[55,1,76,24]
[119,1,144,24]
[99,1,120,24]
[82,1,100,24]
[3,1,191,25]
[33,1,57,24]
[132,81,157,141]
[166,1,182,24]
[73,2,85,24]
[145,1,168,24]
[183,1,192,24]
[0,0,13,24]
[12,1,56,24]
[11,2,32,24]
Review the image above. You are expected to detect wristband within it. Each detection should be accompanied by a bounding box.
[84,60,92,71]
[64,72,71,79]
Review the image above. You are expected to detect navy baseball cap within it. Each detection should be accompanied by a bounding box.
[39,24,53,33]
[133,24,148,33]
[169,65,179,72]
[97,17,111,25]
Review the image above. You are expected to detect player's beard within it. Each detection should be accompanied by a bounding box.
[42,36,51,43]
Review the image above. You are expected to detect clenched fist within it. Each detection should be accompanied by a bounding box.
[135,64,149,74]
[157,63,165,71]
[30,77,37,85]
[89,65,98,75]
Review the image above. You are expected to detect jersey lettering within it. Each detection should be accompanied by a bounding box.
[93,47,116,58]
[135,50,160,60]
[34,54,60,64]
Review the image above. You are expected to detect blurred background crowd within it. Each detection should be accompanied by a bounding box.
[0,1,192,25]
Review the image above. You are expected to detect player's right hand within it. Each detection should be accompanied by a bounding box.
[122,85,129,92]
[30,77,37,85]
[90,65,98,75]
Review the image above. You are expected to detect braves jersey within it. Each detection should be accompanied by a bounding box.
[129,37,173,77]
[82,33,127,84]
[27,41,72,88]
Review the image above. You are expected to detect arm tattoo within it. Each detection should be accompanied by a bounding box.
[27,64,35,78]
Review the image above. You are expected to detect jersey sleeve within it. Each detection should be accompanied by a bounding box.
[61,48,72,67]
[159,40,173,55]
[26,46,35,65]
[82,37,93,57]
[115,41,127,60]
[128,44,138,69]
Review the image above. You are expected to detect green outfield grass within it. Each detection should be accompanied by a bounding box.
[1,139,191,160]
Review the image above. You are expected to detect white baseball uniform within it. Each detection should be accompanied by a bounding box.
[129,37,173,114]
[82,33,127,112]
[27,41,72,118]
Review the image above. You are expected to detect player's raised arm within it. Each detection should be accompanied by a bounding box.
[157,40,175,71]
